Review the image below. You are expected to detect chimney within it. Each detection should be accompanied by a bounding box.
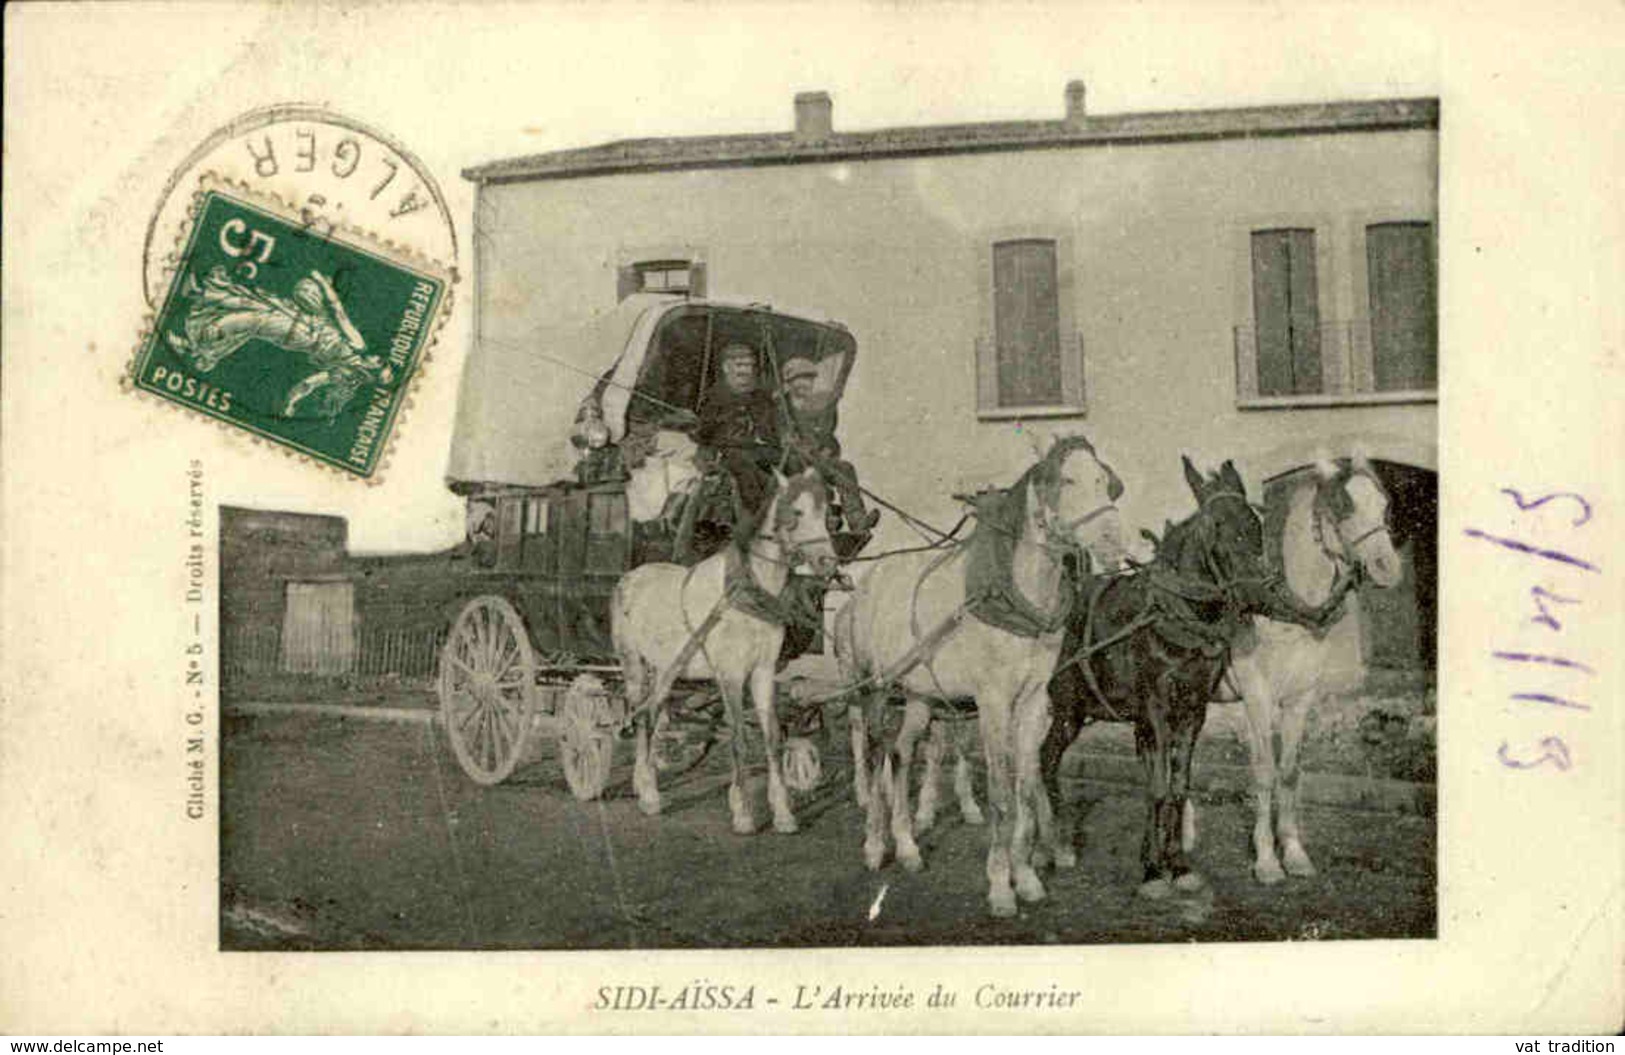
[1064,79,1087,129]
[794,91,833,141]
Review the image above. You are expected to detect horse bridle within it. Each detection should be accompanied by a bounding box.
[1191,490,1278,607]
[1311,477,1394,589]
[1036,499,1119,560]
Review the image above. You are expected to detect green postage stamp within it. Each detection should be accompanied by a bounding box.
[129,177,450,479]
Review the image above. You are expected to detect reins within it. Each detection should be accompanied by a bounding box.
[1048,487,1274,721]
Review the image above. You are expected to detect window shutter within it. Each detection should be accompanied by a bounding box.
[975,334,998,411]
[1367,222,1437,391]
[1060,331,1085,411]
[617,264,639,302]
[1250,229,1321,396]
[992,240,1063,407]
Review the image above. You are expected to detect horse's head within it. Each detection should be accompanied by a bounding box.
[767,467,839,578]
[1026,435,1126,571]
[1314,454,1402,588]
[1176,456,1273,610]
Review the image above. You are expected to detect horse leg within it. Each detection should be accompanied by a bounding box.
[626,658,662,816]
[719,676,756,835]
[978,695,1018,917]
[863,747,891,871]
[752,662,797,834]
[1277,687,1317,877]
[889,698,932,872]
[1234,659,1285,885]
[914,717,947,833]
[1181,798,1198,854]
[1038,690,1080,870]
[632,710,662,816]
[952,720,985,826]
[1011,686,1051,902]
[849,702,870,810]
[1135,717,1174,900]
[1168,699,1208,892]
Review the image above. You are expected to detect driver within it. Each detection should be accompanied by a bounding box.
[780,357,879,534]
[697,343,781,517]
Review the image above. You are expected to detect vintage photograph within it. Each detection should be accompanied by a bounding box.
[7,2,1619,1036]
[219,81,1439,949]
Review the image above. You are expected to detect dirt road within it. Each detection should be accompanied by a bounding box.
[220,711,1435,949]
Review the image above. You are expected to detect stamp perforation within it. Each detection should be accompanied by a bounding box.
[125,172,456,485]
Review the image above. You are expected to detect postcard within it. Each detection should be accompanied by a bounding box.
[2,0,1620,1035]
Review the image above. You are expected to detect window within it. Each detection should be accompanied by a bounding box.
[1234,218,1437,407]
[617,258,707,301]
[585,492,629,573]
[1249,229,1323,396]
[977,236,1083,417]
[1366,222,1437,392]
[523,496,548,535]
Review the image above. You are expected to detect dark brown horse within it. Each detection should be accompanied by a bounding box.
[1040,458,1279,898]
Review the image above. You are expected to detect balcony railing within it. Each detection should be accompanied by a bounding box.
[1233,319,1437,408]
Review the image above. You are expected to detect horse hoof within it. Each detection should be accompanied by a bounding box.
[1173,871,1206,893]
[732,815,758,835]
[1138,878,1174,901]
[637,796,662,817]
[961,805,985,826]
[1283,846,1317,877]
[988,892,1018,918]
[1015,870,1046,903]
[863,842,886,871]
[913,811,936,834]
[1253,860,1286,886]
[773,815,799,835]
[1052,846,1078,870]
[897,848,925,874]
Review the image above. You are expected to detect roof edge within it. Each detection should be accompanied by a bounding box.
[464,96,1438,184]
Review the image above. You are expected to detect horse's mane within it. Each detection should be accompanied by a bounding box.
[1312,459,1388,522]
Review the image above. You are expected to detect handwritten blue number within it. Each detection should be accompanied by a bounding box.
[1529,586,1579,631]
[1497,738,1572,771]
[1501,488,1592,527]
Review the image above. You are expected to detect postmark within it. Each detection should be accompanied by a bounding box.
[131,106,458,479]
[142,105,460,308]
[128,175,449,479]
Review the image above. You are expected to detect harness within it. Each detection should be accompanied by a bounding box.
[797,480,1107,712]
[1049,489,1265,722]
[1266,473,1395,634]
[621,536,824,730]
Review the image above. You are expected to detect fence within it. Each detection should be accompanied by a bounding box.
[222,624,447,680]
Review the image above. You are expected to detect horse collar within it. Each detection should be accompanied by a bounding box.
[726,544,795,626]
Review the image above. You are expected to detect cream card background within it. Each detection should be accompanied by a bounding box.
[3,0,1621,1034]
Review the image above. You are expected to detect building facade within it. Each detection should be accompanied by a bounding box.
[456,85,1438,680]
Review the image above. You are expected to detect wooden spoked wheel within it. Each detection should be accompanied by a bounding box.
[437,596,537,785]
[559,674,616,801]
[781,736,823,792]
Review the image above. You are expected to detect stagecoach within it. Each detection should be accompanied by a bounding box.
[434,292,870,798]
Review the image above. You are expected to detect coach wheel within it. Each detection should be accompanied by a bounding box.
[559,674,616,801]
[437,595,537,785]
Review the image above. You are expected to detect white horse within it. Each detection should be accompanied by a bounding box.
[1197,454,1404,883]
[835,436,1126,917]
[612,468,837,835]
